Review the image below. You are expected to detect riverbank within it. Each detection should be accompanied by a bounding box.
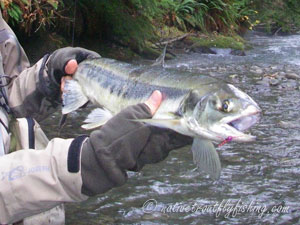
[5,0,300,63]
[20,27,249,63]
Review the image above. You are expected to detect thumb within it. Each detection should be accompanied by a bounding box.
[65,59,78,75]
[144,90,162,116]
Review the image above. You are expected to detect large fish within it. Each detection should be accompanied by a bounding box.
[63,58,261,179]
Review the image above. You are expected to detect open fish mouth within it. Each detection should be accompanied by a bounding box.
[228,113,260,132]
[187,108,261,143]
[222,111,261,142]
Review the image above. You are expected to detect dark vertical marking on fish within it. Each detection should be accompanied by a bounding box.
[117,88,122,96]
[78,60,190,101]
[109,85,114,94]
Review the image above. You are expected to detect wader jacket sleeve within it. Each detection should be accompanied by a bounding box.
[0,12,88,224]
[7,56,61,121]
[0,138,88,224]
[0,12,61,121]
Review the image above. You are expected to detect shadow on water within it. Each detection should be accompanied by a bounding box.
[41,32,300,225]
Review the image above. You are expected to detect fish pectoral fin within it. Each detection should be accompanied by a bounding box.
[132,118,181,129]
[62,80,89,114]
[191,138,221,180]
[81,108,113,130]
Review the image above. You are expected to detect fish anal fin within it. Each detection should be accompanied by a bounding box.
[82,108,113,130]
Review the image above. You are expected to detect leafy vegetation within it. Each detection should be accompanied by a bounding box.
[252,0,300,33]
[1,0,299,58]
[69,0,257,52]
[1,0,256,38]
[156,0,257,33]
[71,0,158,53]
[189,34,246,50]
[0,0,63,34]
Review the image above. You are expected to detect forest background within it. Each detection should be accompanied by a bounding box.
[1,0,300,60]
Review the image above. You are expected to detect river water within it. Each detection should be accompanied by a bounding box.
[41,32,300,224]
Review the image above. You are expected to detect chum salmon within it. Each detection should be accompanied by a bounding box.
[62,58,261,179]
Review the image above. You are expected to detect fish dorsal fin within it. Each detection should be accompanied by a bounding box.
[81,108,113,130]
[151,44,167,67]
[191,138,221,179]
[62,79,89,114]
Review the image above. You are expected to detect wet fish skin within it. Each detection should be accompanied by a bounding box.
[62,58,261,179]
[66,58,225,120]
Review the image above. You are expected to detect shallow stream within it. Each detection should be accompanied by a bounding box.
[42,32,300,225]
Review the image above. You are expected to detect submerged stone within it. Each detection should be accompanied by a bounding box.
[190,46,216,54]
[285,73,300,80]
[230,49,246,56]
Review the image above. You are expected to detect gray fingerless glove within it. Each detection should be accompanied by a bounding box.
[47,47,100,86]
[80,103,192,196]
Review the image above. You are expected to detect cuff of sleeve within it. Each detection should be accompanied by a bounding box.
[0,138,89,223]
[44,53,61,87]
[67,135,89,173]
[80,140,128,197]
[38,54,61,103]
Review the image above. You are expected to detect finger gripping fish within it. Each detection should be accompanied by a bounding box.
[62,58,261,179]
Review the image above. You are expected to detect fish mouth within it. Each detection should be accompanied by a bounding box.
[225,112,260,142]
[219,105,261,142]
[228,114,260,131]
[188,105,261,143]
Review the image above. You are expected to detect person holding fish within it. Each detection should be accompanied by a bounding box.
[0,10,192,224]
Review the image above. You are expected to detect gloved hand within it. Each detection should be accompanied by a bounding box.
[80,91,193,196]
[47,47,100,85]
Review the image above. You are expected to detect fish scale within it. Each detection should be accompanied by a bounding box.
[62,57,261,179]
[77,60,189,100]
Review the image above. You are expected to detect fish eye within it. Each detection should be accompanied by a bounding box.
[221,99,230,112]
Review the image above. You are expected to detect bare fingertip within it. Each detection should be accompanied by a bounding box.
[65,59,78,75]
[144,90,163,115]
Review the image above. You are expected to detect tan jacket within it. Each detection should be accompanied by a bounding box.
[0,11,88,224]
